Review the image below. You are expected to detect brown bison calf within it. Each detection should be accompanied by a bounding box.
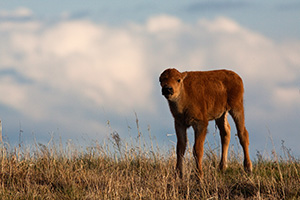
[159,68,252,177]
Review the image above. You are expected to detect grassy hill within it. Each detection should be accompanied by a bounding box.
[0,131,299,199]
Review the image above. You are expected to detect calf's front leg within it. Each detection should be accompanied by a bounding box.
[192,121,208,177]
[175,121,187,178]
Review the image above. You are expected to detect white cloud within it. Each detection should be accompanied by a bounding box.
[146,15,183,33]
[0,7,32,18]
[0,18,154,119]
[0,77,27,112]
[274,87,300,107]
[194,17,297,86]
[0,9,299,151]
[199,17,241,33]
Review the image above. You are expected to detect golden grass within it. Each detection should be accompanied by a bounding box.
[0,130,299,199]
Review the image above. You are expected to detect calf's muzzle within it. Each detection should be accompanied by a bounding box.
[162,86,174,97]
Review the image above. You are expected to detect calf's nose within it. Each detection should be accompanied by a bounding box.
[162,86,174,96]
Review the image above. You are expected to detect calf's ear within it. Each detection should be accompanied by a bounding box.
[181,72,187,80]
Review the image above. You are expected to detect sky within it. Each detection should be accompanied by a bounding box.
[0,0,299,159]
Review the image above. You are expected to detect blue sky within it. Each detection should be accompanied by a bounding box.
[0,1,299,158]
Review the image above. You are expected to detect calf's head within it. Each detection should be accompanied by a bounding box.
[159,68,186,101]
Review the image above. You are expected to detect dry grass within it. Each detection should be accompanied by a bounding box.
[0,129,299,200]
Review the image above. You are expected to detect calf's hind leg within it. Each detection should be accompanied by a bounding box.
[215,112,231,171]
[229,109,252,173]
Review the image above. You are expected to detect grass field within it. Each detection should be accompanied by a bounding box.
[0,128,299,200]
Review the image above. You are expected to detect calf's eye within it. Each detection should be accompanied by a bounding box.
[177,79,181,83]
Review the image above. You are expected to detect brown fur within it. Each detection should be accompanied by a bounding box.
[159,68,252,178]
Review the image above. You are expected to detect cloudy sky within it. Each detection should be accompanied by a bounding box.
[0,0,299,158]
